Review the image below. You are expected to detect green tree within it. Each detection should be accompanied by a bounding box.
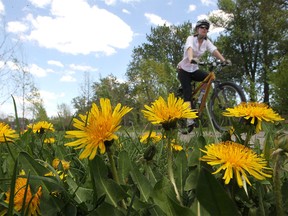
[270,56,288,115]
[26,86,48,121]
[72,72,94,115]
[213,0,288,103]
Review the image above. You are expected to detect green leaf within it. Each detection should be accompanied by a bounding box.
[93,202,125,216]
[151,177,195,216]
[129,161,153,202]
[175,151,187,196]
[66,177,93,204]
[89,155,128,207]
[196,168,240,216]
[184,168,199,191]
[118,151,132,185]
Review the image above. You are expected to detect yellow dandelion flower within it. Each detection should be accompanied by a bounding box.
[4,171,42,215]
[140,131,163,144]
[45,171,67,180]
[0,122,18,142]
[142,93,198,129]
[65,98,132,160]
[52,158,70,171]
[44,137,55,144]
[27,121,55,134]
[171,144,183,151]
[223,102,284,133]
[200,141,272,187]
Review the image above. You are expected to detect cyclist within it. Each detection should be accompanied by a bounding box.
[177,19,231,134]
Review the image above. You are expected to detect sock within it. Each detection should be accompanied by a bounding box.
[187,118,195,126]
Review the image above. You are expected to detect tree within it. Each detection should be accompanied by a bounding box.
[26,86,48,121]
[72,72,94,115]
[213,0,288,103]
[53,103,73,130]
[269,56,288,115]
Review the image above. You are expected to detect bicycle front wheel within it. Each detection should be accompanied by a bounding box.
[208,82,246,132]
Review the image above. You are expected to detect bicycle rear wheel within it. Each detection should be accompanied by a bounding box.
[208,82,246,132]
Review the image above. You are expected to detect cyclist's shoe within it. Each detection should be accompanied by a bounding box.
[181,122,198,135]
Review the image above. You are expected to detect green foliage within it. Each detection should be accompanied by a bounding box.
[1,114,288,215]
[215,0,287,103]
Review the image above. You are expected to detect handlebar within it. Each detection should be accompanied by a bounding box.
[191,59,232,67]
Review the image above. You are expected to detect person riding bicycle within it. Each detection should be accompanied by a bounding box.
[177,19,231,134]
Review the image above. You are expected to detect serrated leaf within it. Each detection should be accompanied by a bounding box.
[89,155,128,207]
[151,177,195,216]
[129,161,153,202]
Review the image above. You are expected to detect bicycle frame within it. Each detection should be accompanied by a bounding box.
[191,72,216,115]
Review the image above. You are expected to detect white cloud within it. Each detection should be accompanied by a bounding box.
[69,64,98,72]
[28,0,52,8]
[28,64,48,77]
[197,14,208,21]
[60,72,77,82]
[48,60,64,67]
[17,0,133,56]
[39,90,66,116]
[6,21,28,33]
[201,0,216,6]
[144,13,171,26]
[120,0,140,3]
[104,0,116,6]
[188,4,196,13]
[122,9,130,14]
[6,61,21,70]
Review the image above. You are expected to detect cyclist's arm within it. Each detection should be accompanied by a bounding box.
[187,47,193,62]
[212,49,226,62]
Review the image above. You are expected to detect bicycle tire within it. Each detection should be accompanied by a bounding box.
[208,82,246,132]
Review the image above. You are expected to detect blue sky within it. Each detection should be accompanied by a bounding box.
[0,0,225,118]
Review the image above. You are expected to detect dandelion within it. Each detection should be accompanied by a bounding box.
[200,141,272,187]
[0,122,18,142]
[4,170,42,215]
[44,137,55,144]
[52,158,70,171]
[27,121,55,134]
[171,143,183,151]
[142,93,197,130]
[45,171,67,181]
[223,102,284,133]
[140,131,163,144]
[65,98,132,160]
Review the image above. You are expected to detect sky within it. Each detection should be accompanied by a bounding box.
[0,0,224,118]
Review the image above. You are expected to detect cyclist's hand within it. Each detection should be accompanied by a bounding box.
[190,58,200,64]
[223,59,232,66]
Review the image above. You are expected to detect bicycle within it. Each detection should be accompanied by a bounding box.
[178,60,247,132]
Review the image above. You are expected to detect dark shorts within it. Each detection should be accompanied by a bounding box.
[177,69,208,102]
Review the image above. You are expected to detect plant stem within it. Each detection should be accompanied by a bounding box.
[273,152,284,216]
[107,149,120,184]
[166,130,182,205]
[106,148,127,209]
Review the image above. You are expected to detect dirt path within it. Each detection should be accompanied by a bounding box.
[179,130,266,145]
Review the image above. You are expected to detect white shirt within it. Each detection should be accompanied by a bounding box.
[178,35,217,72]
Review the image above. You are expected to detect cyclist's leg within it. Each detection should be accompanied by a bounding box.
[190,70,209,107]
[177,69,196,133]
[177,69,193,103]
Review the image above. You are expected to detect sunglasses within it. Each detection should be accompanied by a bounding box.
[199,26,209,30]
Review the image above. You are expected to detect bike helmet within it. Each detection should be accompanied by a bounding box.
[195,19,210,29]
